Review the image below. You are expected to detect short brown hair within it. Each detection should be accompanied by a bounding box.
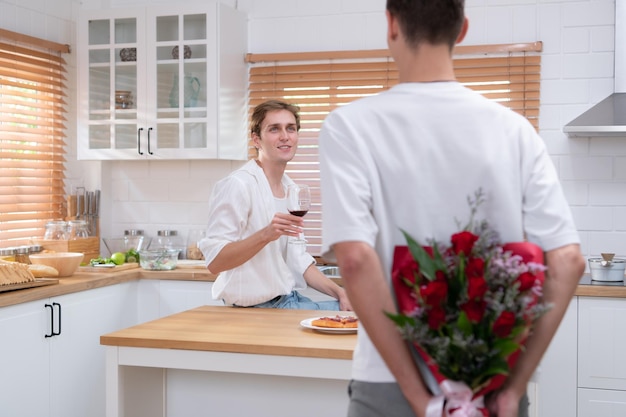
[250,100,301,137]
[386,0,465,49]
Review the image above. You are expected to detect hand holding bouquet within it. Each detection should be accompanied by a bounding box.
[387,190,551,417]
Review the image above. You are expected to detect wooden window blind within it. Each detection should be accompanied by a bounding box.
[246,42,542,255]
[0,29,70,246]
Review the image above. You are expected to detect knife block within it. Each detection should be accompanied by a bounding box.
[33,237,101,263]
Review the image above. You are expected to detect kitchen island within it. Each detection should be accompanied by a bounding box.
[100,306,356,417]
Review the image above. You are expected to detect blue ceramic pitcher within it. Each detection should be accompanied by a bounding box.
[169,74,201,108]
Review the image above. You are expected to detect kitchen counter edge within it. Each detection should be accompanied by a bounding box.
[0,268,345,308]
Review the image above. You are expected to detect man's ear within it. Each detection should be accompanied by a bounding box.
[455,17,469,45]
[386,10,400,43]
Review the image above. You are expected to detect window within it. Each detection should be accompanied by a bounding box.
[247,42,542,255]
[0,29,70,247]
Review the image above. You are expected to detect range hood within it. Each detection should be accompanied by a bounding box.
[564,0,626,136]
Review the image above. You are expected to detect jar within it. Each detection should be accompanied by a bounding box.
[68,220,89,240]
[44,221,68,240]
[152,230,185,259]
[124,229,144,236]
[15,245,31,264]
[186,229,206,260]
[0,247,16,262]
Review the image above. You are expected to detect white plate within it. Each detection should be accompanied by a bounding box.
[92,263,116,268]
[300,317,358,334]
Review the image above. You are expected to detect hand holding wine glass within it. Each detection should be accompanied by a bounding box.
[286,184,311,244]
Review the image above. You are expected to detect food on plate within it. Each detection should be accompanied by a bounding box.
[0,261,36,285]
[312,315,358,329]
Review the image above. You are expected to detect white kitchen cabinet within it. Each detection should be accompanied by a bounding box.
[578,297,626,391]
[77,2,247,160]
[579,388,626,416]
[534,298,578,417]
[0,283,136,417]
[0,299,50,417]
[137,279,223,323]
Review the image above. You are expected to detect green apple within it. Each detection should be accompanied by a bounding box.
[110,252,126,265]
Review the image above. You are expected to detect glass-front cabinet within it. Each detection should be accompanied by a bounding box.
[77,3,247,160]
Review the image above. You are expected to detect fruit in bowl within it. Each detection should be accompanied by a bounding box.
[29,252,84,277]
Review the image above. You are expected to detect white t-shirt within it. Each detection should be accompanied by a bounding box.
[199,160,313,306]
[318,82,580,382]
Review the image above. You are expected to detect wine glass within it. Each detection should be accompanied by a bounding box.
[286,184,311,244]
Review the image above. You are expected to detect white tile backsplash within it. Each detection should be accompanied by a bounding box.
[7,0,626,258]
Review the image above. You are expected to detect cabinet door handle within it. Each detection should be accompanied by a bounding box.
[44,303,54,338]
[52,302,61,336]
[137,127,144,155]
[147,127,154,155]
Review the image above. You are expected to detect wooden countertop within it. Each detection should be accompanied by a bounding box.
[0,266,218,307]
[100,306,356,360]
[0,267,624,308]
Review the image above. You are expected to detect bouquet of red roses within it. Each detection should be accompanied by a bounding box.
[387,191,550,417]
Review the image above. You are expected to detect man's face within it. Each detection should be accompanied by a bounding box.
[253,109,299,163]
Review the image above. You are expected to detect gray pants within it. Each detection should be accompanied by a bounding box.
[346,380,529,417]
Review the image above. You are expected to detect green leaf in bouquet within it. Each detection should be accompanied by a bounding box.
[385,311,417,329]
[456,311,473,336]
[493,339,520,357]
[402,229,437,281]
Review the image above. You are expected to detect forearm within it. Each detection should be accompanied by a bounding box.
[207,230,271,273]
[334,242,433,417]
[304,264,346,299]
[502,243,585,396]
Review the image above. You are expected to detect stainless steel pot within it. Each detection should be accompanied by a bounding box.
[589,253,626,282]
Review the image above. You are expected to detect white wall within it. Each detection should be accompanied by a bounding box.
[1,0,621,260]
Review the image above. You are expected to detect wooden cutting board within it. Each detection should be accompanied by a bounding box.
[78,262,139,272]
[175,260,206,269]
[0,278,59,293]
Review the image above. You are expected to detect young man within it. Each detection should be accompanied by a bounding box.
[200,100,351,310]
[318,1,585,417]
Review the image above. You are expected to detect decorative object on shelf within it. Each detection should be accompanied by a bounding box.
[171,45,192,59]
[168,74,201,108]
[119,47,137,62]
[115,90,133,109]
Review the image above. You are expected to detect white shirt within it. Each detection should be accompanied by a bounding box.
[199,160,313,306]
[318,82,580,382]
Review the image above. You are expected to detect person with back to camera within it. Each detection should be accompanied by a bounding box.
[199,99,352,311]
[318,1,585,416]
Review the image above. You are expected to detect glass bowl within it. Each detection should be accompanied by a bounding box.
[138,249,180,270]
[102,236,151,257]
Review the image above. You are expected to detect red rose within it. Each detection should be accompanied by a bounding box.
[493,311,516,338]
[419,281,448,306]
[516,272,537,292]
[428,306,446,330]
[400,259,419,283]
[435,270,447,282]
[462,299,487,322]
[450,231,479,256]
[467,276,488,300]
[466,257,485,278]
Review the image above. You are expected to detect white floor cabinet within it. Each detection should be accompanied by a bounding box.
[0,283,136,417]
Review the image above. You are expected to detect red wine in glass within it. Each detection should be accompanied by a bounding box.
[286,184,311,243]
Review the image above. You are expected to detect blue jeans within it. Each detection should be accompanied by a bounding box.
[252,290,340,310]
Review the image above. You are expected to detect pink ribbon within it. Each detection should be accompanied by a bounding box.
[425,380,485,417]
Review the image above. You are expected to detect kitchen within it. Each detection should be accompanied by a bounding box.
[0,0,625,416]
